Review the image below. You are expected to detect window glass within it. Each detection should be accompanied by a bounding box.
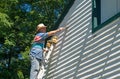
[92,0,120,33]
[101,0,117,23]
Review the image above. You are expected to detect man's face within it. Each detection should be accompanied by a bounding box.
[41,27,46,33]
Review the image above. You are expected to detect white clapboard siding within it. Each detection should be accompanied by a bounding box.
[45,0,120,79]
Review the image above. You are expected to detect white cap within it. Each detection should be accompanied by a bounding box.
[37,23,47,28]
[36,23,47,32]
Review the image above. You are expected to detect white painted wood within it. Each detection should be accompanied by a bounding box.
[45,45,54,61]
[45,0,120,79]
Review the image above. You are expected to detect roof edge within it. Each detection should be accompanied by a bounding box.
[53,0,75,30]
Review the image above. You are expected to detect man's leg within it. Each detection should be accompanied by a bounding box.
[30,56,40,79]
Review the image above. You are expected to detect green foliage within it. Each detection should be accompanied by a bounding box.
[0,12,13,36]
[0,13,12,27]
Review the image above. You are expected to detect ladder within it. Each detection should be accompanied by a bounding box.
[37,42,55,79]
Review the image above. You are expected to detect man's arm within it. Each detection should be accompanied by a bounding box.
[48,27,65,36]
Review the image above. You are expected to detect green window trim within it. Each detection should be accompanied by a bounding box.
[92,0,120,33]
[92,0,101,33]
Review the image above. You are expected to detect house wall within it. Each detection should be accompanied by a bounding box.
[45,0,120,79]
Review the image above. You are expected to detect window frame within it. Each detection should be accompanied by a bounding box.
[92,0,120,33]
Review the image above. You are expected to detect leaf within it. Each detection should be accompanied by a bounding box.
[0,12,12,28]
[4,38,15,46]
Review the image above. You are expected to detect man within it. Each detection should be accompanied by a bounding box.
[29,23,64,79]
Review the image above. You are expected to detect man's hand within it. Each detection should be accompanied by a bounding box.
[43,48,48,53]
[59,27,65,31]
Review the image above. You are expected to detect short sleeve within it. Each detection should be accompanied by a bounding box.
[40,33,48,40]
[34,33,48,42]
